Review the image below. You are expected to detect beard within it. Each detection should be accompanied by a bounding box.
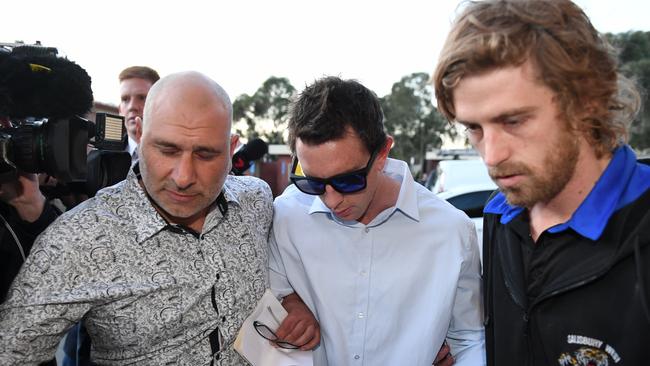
[488,130,580,208]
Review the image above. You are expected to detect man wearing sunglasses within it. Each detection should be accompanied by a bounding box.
[269,76,485,365]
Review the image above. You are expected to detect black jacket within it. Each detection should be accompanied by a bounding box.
[0,200,60,303]
[483,187,650,365]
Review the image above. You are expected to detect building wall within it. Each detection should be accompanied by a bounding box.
[87,102,118,122]
[244,144,292,198]
[258,156,292,197]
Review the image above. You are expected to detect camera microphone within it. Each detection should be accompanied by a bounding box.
[0,47,93,119]
[0,45,95,183]
[231,138,268,176]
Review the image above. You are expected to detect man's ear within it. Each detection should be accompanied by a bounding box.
[135,117,143,143]
[230,134,240,157]
[375,135,394,171]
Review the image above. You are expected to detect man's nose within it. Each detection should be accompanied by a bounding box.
[320,184,344,210]
[480,127,510,168]
[172,153,196,189]
[128,99,140,112]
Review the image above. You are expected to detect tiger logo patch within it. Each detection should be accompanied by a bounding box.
[558,334,621,365]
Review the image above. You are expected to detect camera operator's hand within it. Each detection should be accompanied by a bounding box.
[0,172,46,223]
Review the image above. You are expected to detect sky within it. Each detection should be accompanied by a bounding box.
[4,0,649,107]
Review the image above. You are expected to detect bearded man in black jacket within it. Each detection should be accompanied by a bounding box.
[433,1,650,365]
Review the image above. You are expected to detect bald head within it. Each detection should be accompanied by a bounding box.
[142,71,233,135]
[136,71,239,231]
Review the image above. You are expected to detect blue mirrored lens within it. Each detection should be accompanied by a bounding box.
[331,174,366,193]
[295,178,325,194]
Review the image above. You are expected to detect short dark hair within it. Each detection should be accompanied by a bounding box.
[118,66,160,84]
[433,0,640,157]
[288,76,387,154]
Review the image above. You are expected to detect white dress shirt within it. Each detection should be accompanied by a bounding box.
[127,136,138,163]
[269,158,485,366]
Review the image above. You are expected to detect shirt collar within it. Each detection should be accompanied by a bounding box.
[201,176,241,230]
[121,165,238,244]
[221,175,241,206]
[308,158,420,226]
[118,167,167,244]
[484,145,645,240]
[127,136,138,156]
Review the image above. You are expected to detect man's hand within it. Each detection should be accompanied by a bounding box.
[433,341,454,366]
[275,293,320,350]
[0,173,46,222]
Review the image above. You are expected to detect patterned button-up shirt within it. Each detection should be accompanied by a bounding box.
[0,168,273,365]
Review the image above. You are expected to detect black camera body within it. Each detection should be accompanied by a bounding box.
[0,116,89,183]
[86,113,132,196]
[1,112,131,196]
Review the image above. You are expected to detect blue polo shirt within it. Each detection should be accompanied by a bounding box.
[484,145,650,241]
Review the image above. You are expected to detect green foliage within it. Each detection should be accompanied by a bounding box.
[380,72,455,175]
[625,59,650,150]
[233,76,296,144]
[608,31,650,64]
[608,31,650,151]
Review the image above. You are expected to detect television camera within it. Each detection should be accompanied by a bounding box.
[0,41,131,198]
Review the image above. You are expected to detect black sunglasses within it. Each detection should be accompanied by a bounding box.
[290,149,379,195]
[253,320,306,349]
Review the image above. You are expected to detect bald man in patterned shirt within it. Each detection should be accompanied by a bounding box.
[0,71,318,365]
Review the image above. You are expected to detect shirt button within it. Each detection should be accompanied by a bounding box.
[354,355,360,360]
[357,312,365,319]
[364,228,369,233]
[360,270,367,276]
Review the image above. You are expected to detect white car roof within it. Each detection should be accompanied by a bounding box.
[432,159,496,194]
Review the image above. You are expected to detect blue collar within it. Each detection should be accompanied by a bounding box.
[484,145,650,240]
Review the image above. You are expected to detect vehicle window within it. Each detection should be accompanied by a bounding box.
[424,169,438,190]
[446,190,495,218]
[431,165,444,193]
